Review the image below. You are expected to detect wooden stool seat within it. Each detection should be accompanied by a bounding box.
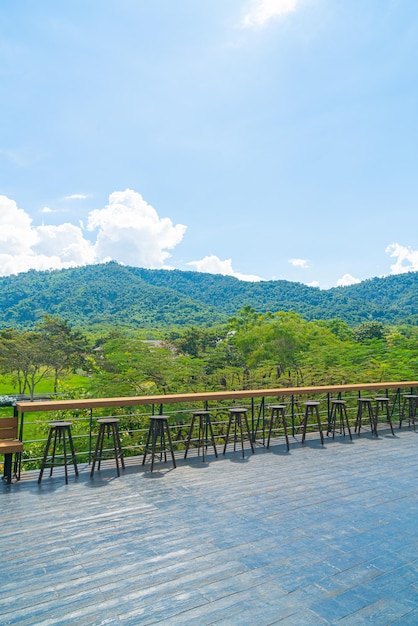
[399,394,418,430]
[355,398,376,436]
[301,401,324,445]
[90,418,125,477]
[327,399,352,440]
[223,408,255,458]
[184,410,218,462]
[142,416,176,471]
[266,404,289,451]
[38,421,79,485]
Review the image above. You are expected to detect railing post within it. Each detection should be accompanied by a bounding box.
[253,397,264,444]
[88,408,93,464]
[291,394,295,436]
[14,405,22,479]
[327,393,331,431]
[251,397,255,441]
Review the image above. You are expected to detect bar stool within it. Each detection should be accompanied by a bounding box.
[38,421,79,485]
[223,408,255,458]
[142,416,176,472]
[266,404,289,451]
[301,401,324,445]
[184,410,218,462]
[90,418,125,478]
[375,397,395,436]
[327,399,352,440]
[399,394,418,430]
[355,398,376,436]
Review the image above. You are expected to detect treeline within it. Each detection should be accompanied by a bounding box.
[0,263,417,330]
[1,311,417,399]
[0,316,88,398]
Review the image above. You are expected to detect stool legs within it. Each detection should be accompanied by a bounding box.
[223,409,255,457]
[375,397,395,436]
[38,422,78,485]
[266,405,289,451]
[302,402,324,445]
[142,417,176,471]
[355,399,376,436]
[90,419,125,478]
[184,411,218,462]
[399,395,417,430]
[327,400,352,440]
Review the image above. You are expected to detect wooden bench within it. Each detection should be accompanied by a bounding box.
[0,417,23,484]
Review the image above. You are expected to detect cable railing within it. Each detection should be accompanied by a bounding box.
[10,380,417,476]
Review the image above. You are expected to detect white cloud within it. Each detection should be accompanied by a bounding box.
[87,189,186,268]
[187,254,262,282]
[0,195,39,255]
[0,190,186,277]
[386,242,418,274]
[0,191,265,281]
[242,0,300,28]
[289,258,309,269]
[336,273,361,287]
[307,280,319,287]
[41,206,67,214]
[34,224,96,265]
[0,195,96,276]
[63,193,89,201]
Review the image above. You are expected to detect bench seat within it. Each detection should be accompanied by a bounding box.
[1,417,23,483]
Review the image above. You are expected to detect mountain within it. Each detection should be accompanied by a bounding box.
[0,262,417,329]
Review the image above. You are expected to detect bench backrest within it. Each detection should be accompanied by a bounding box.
[0,416,19,440]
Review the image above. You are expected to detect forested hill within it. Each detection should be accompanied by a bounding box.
[0,262,417,329]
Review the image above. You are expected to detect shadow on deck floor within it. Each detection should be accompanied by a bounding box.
[2,428,418,625]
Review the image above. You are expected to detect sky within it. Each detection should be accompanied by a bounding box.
[1,0,418,289]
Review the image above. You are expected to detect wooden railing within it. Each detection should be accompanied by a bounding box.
[14,381,418,474]
[16,381,418,414]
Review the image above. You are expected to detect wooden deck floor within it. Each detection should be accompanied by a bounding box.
[2,427,418,625]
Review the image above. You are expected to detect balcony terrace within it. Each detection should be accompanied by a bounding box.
[1,382,418,625]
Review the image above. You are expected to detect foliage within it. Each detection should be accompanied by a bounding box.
[353,321,385,342]
[1,310,418,402]
[0,316,89,399]
[0,263,417,331]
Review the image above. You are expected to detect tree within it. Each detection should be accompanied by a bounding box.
[0,328,48,398]
[36,315,89,392]
[353,321,386,342]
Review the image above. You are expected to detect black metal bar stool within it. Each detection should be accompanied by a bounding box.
[399,394,418,430]
[355,398,376,436]
[327,399,352,440]
[184,410,218,462]
[223,407,255,458]
[301,401,324,444]
[90,418,125,478]
[142,416,176,471]
[375,397,395,436]
[38,421,79,485]
[266,404,289,450]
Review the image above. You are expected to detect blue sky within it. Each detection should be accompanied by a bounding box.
[1,0,418,288]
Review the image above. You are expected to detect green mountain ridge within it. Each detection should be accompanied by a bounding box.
[0,262,417,329]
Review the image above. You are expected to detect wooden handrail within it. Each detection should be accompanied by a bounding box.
[16,381,418,413]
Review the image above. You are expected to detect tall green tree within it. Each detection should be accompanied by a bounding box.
[37,315,89,392]
[0,328,48,398]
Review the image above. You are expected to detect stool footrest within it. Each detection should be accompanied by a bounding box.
[223,408,255,458]
[142,416,176,471]
[90,419,125,478]
[38,422,78,485]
